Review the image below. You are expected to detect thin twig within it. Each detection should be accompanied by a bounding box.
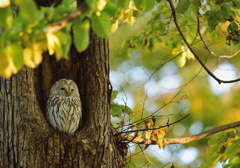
[116,114,189,134]
[138,144,156,168]
[168,0,240,84]
[121,120,240,145]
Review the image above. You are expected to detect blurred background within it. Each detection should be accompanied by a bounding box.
[109,12,240,168]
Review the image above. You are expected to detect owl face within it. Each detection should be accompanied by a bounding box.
[50,79,80,98]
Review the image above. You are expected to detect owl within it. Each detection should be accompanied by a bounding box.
[46,79,82,134]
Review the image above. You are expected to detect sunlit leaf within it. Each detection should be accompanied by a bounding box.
[111,19,119,33]
[97,0,107,11]
[144,120,152,139]
[156,126,166,149]
[46,33,62,60]
[224,139,240,158]
[53,31,71,59]
[23,44,43,68]
[6,43,24,70]
[0,50,17,79]
[73,19,90,53]
[0,0,10,7]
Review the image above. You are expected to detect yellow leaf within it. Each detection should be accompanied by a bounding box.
[144,119,151,129]
[0,51,17,79]
[144,119,152,139]
[23,48,36,68]
[46,33,62,59]
[0,0,10,7]
[33,43,43,65]
[151,132,155,139]
[97,0,107,11]
[111,20,119,33]
[134,131,142,138]
[127,15,136,26]
[123,11,130,23]
[156,126,167,139]
[157,139,166,150]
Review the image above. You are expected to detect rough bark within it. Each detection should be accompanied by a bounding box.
[0,2,127,167]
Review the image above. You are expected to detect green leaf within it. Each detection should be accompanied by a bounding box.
[0,6,13,29]
[144,0,155,11]
[86,0,97,10]
[234,0,240,9]
[116,0,129,8]
[91,12,111,39]
[61,0,71,8]
[224,138,240,158]
[104,1,118,16]
[208,132,231,145]
[230,22,238,31]
[148,38,154,52]
[198,144,222,168]
[6,43,24,70]
[133,0,144,10]
[111,102,123,117]
[210,1,221,11]
[73,19,90,53]
[18,0,39,23]
[159,21,166,34]
[177,0,190,13]
[111,90,118,101]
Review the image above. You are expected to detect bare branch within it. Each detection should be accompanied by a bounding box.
[168,0,240,84]
[121,120,240,145]
[45,2,89,33]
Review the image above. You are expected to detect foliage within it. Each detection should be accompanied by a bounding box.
[110,90,133,118]
[0,0,240,77]
[0,0,116,78]
[199,129,240,168]
[2,0,240,167]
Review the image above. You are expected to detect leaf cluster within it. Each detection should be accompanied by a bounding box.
[199,128,240,168]
[110,90,133,118]
[0,0,117,78]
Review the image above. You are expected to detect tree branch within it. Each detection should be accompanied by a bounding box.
[44,2,89,33]
[167,0,240,84]
[121,120,240,145]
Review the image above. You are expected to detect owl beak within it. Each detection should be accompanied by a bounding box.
[67,92,70,96]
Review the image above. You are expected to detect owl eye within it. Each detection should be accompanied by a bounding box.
[61,88,65,90]
[71,89,74,91]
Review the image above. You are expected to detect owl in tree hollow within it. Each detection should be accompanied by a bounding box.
[46,79,82,134]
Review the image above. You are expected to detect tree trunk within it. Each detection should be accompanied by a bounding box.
[0,3,127,167]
